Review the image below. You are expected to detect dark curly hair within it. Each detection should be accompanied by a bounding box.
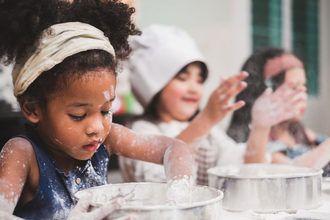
[0,0,139,63]
[227,47,311,146]
[0,0,140,109]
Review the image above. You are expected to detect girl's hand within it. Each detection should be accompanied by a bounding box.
[166,175,194,204]
[251,82,307,129]
[201,71,248,125]
[68,194,136,220]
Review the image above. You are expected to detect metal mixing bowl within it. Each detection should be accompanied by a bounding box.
[208,163,322,213]
[74,182,223,220]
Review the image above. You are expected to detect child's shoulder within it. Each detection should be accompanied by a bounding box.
[4,136,33,149]
[1,136,35,162]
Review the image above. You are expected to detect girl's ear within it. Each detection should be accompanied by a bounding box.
[19,98,42,124]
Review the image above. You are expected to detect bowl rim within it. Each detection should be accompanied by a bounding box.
[74,182,224,211]
[207,163,323,179]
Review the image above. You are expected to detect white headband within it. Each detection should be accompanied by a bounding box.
[12,22,116,96]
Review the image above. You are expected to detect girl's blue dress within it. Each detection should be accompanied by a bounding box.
[13,126,110,219]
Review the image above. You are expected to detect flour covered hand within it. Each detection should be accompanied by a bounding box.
[166,175,194,205]
[201,71,248,125]
[68,194,136,220]
[251,82,307,128]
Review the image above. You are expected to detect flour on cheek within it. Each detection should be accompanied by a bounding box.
[110,85,115,98]
[103,90,110,101]
[53,138,64,145]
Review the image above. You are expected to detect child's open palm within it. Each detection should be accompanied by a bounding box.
[251,82,307,128]
[202,71,248,125]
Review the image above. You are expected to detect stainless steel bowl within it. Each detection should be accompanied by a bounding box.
[208,163,322,213]
[322,177,330,201]
[74,182,223,220]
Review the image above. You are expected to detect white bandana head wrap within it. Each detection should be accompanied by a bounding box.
[12,22,116,96]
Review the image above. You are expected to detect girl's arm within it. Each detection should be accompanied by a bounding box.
[272,138,330,169]
[176,71,248,143]
[245,83,307,163]
[105,123,194,180]
[0,137,33,215]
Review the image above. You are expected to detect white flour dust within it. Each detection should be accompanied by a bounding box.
[166,175,194,204]
[74,182,222,220]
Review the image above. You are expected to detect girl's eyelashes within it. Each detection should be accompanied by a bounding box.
[69,114,86,121]
[175,75,187,81]
[68,109,112,121]
[102,109,113,115]
[175,73,204,83]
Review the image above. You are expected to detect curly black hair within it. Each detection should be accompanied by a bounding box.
[0,0,139,63]
[0,0,140,109]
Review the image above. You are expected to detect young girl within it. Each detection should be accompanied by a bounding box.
[227,47,330,175]
[0,1,194,219]
[119,25,306,185]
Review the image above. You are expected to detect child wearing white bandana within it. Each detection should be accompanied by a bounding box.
[0,1,194,219]
[228,47,330,175]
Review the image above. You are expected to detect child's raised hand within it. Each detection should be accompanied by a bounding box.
[68,193,136,220]
[201,71,248,124]
[251,82,307,128]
